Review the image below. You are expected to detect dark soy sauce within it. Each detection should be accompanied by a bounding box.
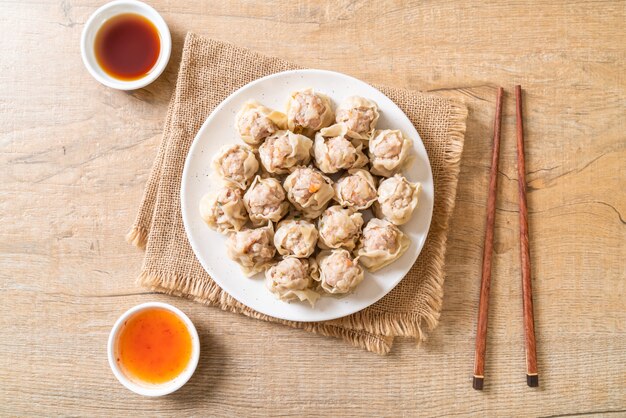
[94,13,160,81]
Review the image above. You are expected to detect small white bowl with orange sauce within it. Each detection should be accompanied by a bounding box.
[108,302,200,396]
[81,0,171,90]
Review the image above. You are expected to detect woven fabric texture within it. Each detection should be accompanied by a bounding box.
[127,33,467,354]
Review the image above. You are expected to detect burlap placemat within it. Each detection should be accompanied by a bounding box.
[127,33,467,355]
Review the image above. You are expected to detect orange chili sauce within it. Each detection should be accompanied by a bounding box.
[116,308,192,384]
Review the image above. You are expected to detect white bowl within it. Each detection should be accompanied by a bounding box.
[107,302,200,397]
[80,0,171,90]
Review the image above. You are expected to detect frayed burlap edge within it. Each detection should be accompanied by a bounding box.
[136,270,394,355]
[127,96,467,354]
[126,225,148,249]
[125,93,177,250]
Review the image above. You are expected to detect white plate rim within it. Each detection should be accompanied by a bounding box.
[181,69,434,322]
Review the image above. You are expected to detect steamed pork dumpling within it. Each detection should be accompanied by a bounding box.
[286,88,334,137]
[374,174,421,225]
[235,100,287,146]
[335,96,379,140]
[283,167,334,219]
[317,205,363,251]
[259,130,312,174]
[316,249,364,294]
[333,169,378,210]
[265,257,320,306]
[313,124,368,174]
[243,175,289,226]
[199,187,248,234]
[212,144,259,189]
[274,218,318,258]
[356,218,410,272]
[226,223,276,276]
[368,129,412,177]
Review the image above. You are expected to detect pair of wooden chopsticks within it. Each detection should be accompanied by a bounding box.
[472,86,538,390]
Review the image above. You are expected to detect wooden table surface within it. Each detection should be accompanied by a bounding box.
[1,1,624,416]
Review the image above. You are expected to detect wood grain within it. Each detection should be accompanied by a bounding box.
[1,0,625,416]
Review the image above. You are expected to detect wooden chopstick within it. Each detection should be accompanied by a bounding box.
[515,85,539,387]
[472,87,504,390]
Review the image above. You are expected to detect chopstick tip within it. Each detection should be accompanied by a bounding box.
[472,376,484,390]
[527,374,539,387]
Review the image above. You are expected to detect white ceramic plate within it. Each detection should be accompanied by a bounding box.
[181,69,433,322]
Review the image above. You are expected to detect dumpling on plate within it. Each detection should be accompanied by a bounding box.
[335,96,379,141]
[265,257,320,306]
[317,205,363,251]
[243,175,289,226]
[333,168,378,210]
[368,129,412,177]
[274,218,318,258]
[283,166,334,219]
[199,187,248,234]
[226,223,276,276]
[212,144,259,189]
[374,174,421,225]
[356,218,410,272]
[259,130,312,174]
[316,249,364,294]
[313,124,368,174]
[286,88,334,137]
[235,100,287,146]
